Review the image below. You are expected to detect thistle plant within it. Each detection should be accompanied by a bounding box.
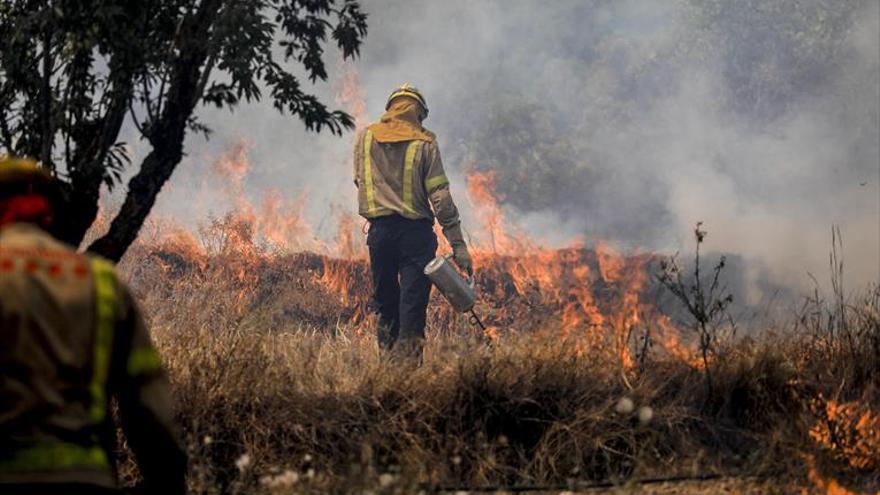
[657,222,733,397]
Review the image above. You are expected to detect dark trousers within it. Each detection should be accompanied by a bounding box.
[367,215,437,349]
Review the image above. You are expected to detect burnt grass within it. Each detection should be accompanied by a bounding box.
[115,245,880,493]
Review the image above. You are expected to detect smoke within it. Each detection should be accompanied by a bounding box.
[141,0,878,300]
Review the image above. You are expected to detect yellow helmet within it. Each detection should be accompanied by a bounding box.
[0,156,57,198]
[386,83,428,116]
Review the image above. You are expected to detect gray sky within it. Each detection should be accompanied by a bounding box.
[124,0,879,299]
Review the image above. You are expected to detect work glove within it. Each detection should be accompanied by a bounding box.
[443,223,473,276]
[452,243,473,277]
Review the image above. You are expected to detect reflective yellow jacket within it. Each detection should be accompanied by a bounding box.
[353,128,467,245]
[0,223,186,492]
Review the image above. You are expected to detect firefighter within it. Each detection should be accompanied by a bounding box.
[353,84,473,357]
[0,157,186,494]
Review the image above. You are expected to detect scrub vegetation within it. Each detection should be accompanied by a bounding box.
[114,233,880,494]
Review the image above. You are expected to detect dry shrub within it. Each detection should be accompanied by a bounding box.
[114,237,880,493]
[128,307,876,494]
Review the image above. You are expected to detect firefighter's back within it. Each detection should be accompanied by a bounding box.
[1,223,119,492]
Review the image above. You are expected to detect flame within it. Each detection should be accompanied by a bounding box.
[336,61,368,130]
[121,144,706,371]
[462,170,701,369]
[655,314,705,368]
[466,169,528,255]
[114,68,878,494]
[803,456,865,495]
[314,67,372,315]
[320,211,368,310]
[809,398,880,471]
[206,142,326,255]
[258,188,320,252]
[120,69,706,371]
[482,325,501,341]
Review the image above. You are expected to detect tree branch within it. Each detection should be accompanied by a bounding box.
[89,0,224,260]
[40,26,53,166]
[0,104,15,153]
[55,50,136,246]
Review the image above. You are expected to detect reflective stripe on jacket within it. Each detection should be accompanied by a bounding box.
[353,128,463,233]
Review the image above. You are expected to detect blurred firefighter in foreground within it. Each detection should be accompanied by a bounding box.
[354,84,473,357]
[0,158,186,494]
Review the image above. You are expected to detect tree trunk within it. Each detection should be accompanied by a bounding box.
[87,0,222,261]
[87,144,184,261]
[52,184,101,248]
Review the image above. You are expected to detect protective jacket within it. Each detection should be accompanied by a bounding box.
[0,223,186,492]
[353,102,467,247]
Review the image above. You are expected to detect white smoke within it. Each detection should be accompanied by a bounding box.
[135,0,878,299]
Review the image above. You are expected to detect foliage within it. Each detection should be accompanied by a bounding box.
[0,0,367,258]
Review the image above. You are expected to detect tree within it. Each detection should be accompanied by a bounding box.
[0,0,367,261]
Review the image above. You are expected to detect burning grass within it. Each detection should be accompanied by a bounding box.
[103,145,880,493]
[113,234,879,494]
[135,304,878,494]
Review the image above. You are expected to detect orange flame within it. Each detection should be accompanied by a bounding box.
[803,456,865,495]
[810,398,880,472]
[122,69,706,370]
[463,170,701,369]
[336,61,368,131]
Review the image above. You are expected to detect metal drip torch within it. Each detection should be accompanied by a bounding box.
[423,255,487,331]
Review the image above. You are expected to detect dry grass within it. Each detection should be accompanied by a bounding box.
[114,242,880,494]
